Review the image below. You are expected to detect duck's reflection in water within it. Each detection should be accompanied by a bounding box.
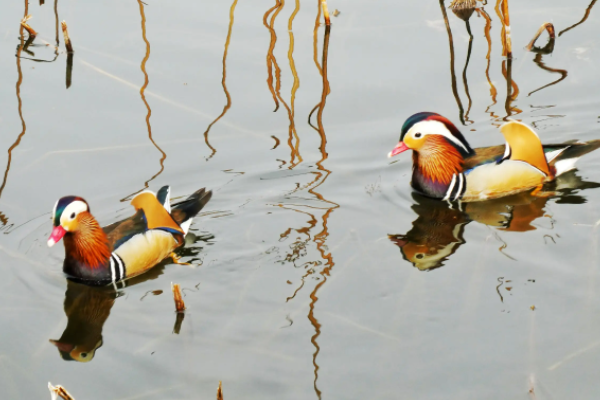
[50,263,166,362]
[49,281,115,362]
[389,171,600,271]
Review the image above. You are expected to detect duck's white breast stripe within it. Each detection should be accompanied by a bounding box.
[443,174,457,201]
[111,253,125,282]
[454,173,464,201]
[109,257,117,283]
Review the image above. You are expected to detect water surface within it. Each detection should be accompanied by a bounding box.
[1,0,600,399]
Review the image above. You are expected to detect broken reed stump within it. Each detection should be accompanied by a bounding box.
[171,283,186,312]
[171,283,186,334]
[20,15,37,38]
[61,21,74,53]
[48,382,76,400]
[525,22,555,51]
[321,0,330,26]
[217,381,223,400]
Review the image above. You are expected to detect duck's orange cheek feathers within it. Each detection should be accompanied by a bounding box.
[48,225,66,247]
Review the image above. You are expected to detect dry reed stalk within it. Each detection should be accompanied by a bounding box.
[525,22,555,51]
[321,0,330,25]
[501,0,512,57]
[217,381,223,400]
[171,282,186,312]
[48,382,76,400]
[61,21,74,53]
[20,15,37,37]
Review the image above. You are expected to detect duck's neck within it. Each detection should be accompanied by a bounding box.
[412,138,465,198]
[63,213,111,270]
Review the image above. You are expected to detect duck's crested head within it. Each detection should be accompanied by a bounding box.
[48,196,90,247]
[389,112,474,158]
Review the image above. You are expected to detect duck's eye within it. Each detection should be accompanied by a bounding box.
[70,212,76,219]
[415,253,424,259]
[414,132,422,138]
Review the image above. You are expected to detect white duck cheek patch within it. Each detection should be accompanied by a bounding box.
[60,200,89,229]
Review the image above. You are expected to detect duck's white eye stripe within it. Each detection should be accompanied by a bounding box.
[60,200,88,227]
[52,200,59,220]
[411,121,469,152]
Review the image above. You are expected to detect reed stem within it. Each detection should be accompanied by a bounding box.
[20,15,37,37]
[525,22,555,51]
[321,0,330,25]
[61,20,74,53]
[171,282,186,312]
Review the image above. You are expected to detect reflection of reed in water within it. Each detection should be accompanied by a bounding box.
[286,0,302,169]
[0,3,30,226]
[203,0,239,159]
[444,0,522,121]
[439,0,466,125]
[476,8,500,121]
[263,0,283,112]
[528,54,567,97]
[292,20,336,400]
[389,172,600,271]
[120,1,167,201]
[263,0,303,168]
[445,0,595,122]
[138,0,166,187]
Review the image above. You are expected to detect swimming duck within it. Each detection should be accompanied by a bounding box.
[388,112,600,202]
[47,186,212,286]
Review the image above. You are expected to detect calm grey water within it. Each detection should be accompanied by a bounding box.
[1,0,600,399]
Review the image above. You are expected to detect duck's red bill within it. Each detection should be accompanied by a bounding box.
[47,226,66,247]
[388,142,409,158]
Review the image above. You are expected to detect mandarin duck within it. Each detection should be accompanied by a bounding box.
[388,112,600,202]
[47,186,212,286]
[390,172,600,270]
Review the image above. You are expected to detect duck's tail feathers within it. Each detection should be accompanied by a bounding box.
[547,140,600,177]
[170,188,212,235]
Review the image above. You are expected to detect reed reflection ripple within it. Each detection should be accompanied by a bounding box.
[389,171,600,271]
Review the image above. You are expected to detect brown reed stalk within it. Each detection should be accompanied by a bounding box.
[61,21,74,53]
[525,23,555,51]
[20,15,37,37]
[217,381,223,400]
[171,282,186,312]
[321,0,330,25]
[48,382,76,400]
[501,0,512,58]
